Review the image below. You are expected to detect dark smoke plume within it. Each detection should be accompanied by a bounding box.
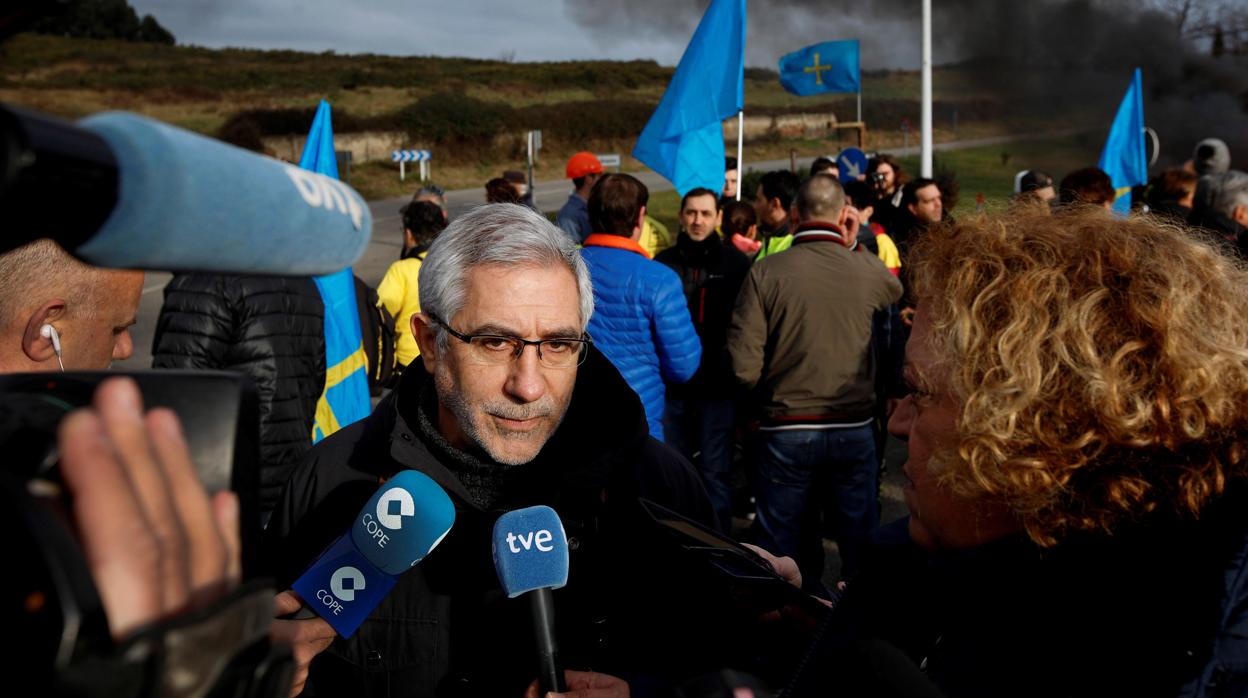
[565,0,1248,169]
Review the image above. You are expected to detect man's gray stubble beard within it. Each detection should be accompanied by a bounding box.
[433,365,569,466]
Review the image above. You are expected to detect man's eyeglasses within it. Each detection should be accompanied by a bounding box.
[428,315,591,369]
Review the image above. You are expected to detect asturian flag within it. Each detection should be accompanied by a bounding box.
[300,100,372,442]
[632,0,745,196]
[778,40,860,96]
[1097,68,1147,215]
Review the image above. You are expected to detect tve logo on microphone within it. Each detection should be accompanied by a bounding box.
[492,506,570,598]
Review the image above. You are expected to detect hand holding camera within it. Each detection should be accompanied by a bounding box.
[42,377,293,697]
[58,377,241,639]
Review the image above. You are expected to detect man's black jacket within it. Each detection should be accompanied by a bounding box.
[654,232,750,399]
[151,273,325,515]
[264,348,736,697]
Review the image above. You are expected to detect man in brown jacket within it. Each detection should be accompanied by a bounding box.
[728,174,902,591]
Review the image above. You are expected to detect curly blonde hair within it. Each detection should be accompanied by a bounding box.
[910,206,1248,546]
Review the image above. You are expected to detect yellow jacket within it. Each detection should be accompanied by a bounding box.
[376,253,425,367]
[639,216,674,257]
[874,231,902,276]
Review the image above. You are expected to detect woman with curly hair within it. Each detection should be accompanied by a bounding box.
[784,207,1248,697]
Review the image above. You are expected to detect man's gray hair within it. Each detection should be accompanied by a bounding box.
[1212,170,1248,220]
[418,204,594,347]
[413,185,448,215]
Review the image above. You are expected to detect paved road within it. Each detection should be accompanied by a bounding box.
[115,130,1074,372]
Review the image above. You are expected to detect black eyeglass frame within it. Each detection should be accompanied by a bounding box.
[427,314,593,368]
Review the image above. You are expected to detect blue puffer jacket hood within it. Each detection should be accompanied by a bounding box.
[581,234,701,441]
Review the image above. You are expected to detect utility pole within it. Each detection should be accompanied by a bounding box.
[921,0,933,178]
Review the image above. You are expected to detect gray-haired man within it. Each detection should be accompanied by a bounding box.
[265,204,729,696]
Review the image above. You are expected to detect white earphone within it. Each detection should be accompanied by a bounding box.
[40,324,64,371]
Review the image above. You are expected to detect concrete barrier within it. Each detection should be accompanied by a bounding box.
[721,111,839,141]
[263,130,408,164]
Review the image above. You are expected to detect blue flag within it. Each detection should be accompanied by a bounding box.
[1097,68,1147,215]
[300,100,372,442]
[633,0,745,196]
[779,40,860,96]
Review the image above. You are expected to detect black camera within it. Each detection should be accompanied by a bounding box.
[870,171,886,186]
[1,371,292,697]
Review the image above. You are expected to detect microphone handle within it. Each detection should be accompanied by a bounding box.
[530,587,566,694]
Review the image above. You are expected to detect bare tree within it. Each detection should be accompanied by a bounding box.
[1146,0,1248,54]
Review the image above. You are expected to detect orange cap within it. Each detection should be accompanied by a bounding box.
[566,151,604,180]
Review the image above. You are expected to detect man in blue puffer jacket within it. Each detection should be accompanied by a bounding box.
[581,174,701,441]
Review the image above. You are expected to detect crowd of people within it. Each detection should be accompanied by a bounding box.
[8,131,1248,698]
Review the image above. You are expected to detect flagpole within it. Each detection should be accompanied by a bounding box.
[920,0,933,177]
[736,110,744,201]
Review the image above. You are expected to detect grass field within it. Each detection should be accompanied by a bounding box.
[897,132,1104,214]
[647,190,684,237]
[0,33,1052,137]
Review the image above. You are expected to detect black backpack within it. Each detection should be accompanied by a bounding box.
[353,275,397,396]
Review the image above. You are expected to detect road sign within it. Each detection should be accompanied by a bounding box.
[596,153,621,169]
[392,150,432,182]
[391,150,431,162]
[836,147,868,183]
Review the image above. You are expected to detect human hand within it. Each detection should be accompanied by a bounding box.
[743,543,834,613]
[524,670,629,698]
[272,590,337,697]
[842,205,861,247]
[57,376,241,640]
[742,543,801,590]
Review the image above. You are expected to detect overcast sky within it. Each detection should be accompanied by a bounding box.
[126,0,926,69]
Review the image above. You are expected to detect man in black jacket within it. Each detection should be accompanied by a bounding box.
[655,188,750,532]
[265,204,732,697]
[151,274,326,520]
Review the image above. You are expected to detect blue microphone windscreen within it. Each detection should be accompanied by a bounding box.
[292,534,397,638]
[492,505,569,598]
[350,470,456,575]
[75,112,371,275]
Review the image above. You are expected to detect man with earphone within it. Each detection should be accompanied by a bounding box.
[0,239,143,372]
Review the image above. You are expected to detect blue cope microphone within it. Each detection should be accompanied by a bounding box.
[71,111,372,275]
[492,505,570,694]
[292,470,455,638]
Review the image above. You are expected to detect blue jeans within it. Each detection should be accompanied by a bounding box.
[754,425,878,589]
[664,396,737,533]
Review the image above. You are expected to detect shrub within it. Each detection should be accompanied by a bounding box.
[395,92,512,145]
[216,106,378,138]
[513,100,654,145]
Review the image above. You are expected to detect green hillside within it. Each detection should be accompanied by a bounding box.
[0,33,1090,199]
